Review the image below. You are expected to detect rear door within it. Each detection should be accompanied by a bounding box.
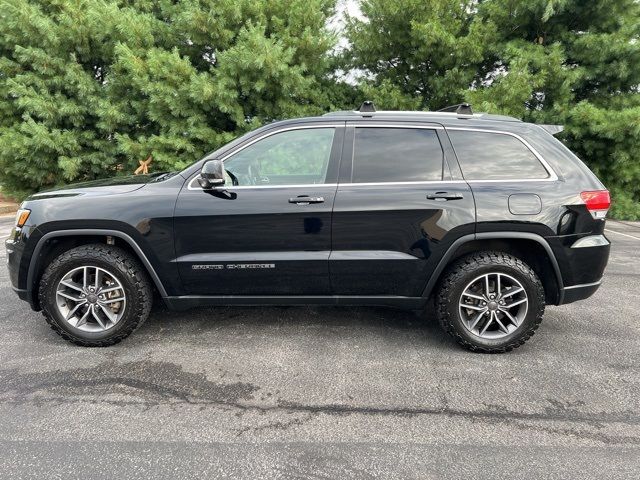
[330,122,475,296]
[174,123,344,296]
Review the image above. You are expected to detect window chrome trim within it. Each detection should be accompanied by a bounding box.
[348,123,444,130]
[188,180,337,191]
[337,180,467,187]
[187,124,343,191]
[445,127,559,183]
[187,123,560,190]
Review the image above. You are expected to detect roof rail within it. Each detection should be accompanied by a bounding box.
[437,103,473,115]
[321,108,521,122]
[359,101,376,113]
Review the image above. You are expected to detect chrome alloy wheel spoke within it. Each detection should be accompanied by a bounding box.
[458,272,529,339]
[89,304,107,330]
[503,297,528,309]
[479,311,494,335]
[55,266,127,333]
[499,307,520,328]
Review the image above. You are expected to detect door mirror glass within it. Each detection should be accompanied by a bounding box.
[198,160,226,189]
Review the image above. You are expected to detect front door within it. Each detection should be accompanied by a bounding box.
[174,124,343,295]
[330,123,476,297]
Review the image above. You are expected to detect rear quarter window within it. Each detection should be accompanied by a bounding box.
[448,130,549,180]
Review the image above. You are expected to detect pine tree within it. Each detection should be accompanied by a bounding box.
[2,1,638,218]
[470,0,640,218]
[344,0,495,110]
[345,0,640,218]
[0,0,338,197]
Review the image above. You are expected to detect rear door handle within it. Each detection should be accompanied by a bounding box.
[289,195,325,205]
[426,192,464,201]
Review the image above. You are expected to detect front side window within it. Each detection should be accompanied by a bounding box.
[448,130,549,180]
[222,128,335,186]
[352,128,444,183]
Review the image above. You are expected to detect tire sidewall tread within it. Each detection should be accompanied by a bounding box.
[436,251,545,353]
[38,244,152,347]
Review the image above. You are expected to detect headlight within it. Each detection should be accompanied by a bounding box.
[15,209,31,228]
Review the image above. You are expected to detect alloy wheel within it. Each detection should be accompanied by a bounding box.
[458,272,528,339]
[55,266,127,332]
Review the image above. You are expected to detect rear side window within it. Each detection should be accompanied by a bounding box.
[448,130,549,180]
[352,128,443,183]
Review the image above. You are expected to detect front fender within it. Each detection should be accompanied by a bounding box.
[25,228,169,303]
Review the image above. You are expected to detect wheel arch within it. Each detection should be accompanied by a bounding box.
[423,232,564,305]
[27,229,168,310]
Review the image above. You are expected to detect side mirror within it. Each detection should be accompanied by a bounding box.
[198,159,226,189]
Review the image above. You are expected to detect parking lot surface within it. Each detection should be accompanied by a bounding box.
[0,215,638,479]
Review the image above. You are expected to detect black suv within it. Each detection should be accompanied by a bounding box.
[5,103,611,352]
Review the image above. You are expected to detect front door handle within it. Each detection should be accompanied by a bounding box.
[289,195,325,205]
[426,192,464,201]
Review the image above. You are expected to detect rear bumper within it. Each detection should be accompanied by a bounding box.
[548,233,610,305]
[559,279,602,305]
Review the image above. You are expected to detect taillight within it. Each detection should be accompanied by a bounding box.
[580,190,610,219]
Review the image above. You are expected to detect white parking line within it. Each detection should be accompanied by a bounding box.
[605,229,640,241]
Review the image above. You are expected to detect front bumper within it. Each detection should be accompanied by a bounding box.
[5,228,38,310]
[5,233,20,288]
[11,286,30,302]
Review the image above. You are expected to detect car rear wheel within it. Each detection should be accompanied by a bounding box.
[436,251,545,353]
[38,244,152,346]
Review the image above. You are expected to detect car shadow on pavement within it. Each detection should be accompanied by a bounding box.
[129,301,452,349]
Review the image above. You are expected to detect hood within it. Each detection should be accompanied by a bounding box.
[27,173,174,200]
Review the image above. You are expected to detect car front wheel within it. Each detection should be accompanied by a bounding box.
[38,244,152,347]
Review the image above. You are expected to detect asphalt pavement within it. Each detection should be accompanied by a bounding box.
[0,215,638,479]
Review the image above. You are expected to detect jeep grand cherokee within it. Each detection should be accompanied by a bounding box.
[5,103,611,352]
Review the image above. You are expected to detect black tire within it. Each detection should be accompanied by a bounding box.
[38,244,153,347]
[435,251,545,353]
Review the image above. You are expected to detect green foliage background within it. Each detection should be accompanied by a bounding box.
[1,0,638,218]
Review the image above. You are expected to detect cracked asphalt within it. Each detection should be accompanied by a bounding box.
[0,215,639,479]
